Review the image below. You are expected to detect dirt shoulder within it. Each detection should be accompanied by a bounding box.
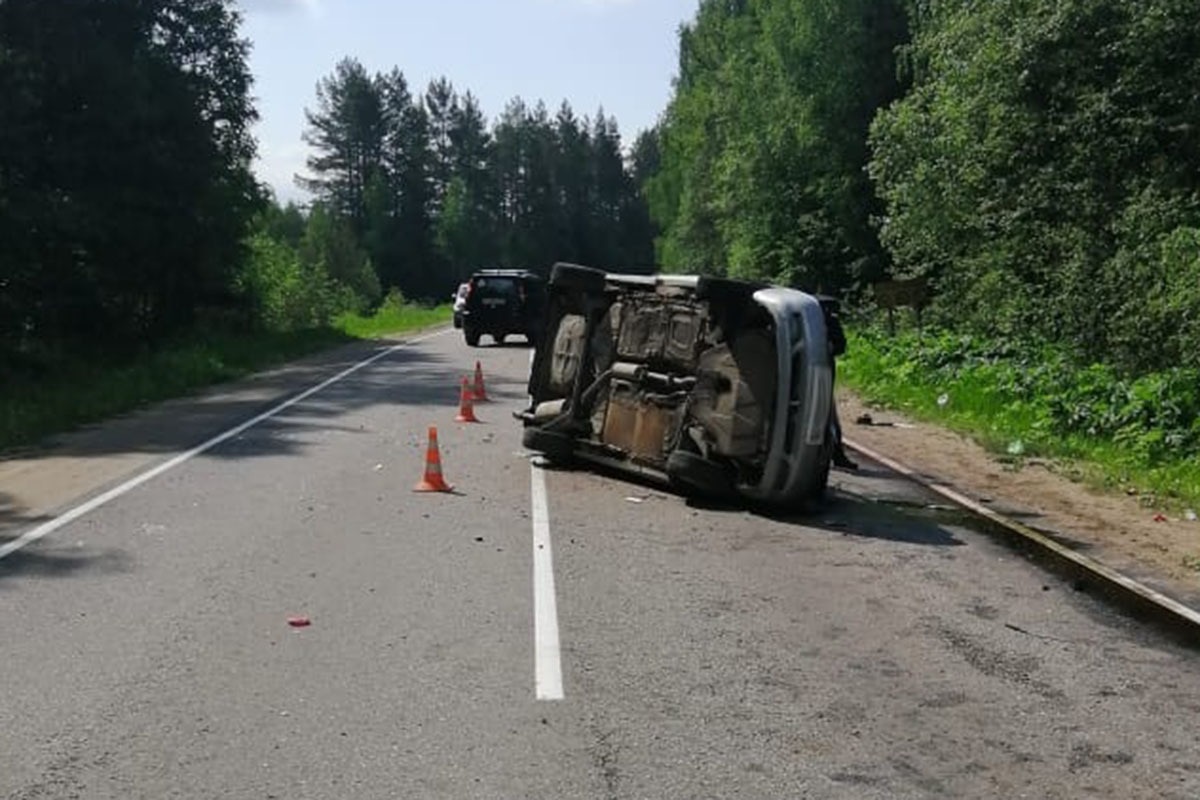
[838,390,1200,608]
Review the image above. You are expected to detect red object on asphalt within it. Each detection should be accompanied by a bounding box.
[287,615,311,627]
[1153,513,1168,523]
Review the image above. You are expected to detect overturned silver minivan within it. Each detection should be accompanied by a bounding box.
[518,263,841,508]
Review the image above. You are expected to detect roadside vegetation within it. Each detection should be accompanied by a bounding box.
[643,0,1200,507]
[0,1,651,451]
[840,326,1200,510]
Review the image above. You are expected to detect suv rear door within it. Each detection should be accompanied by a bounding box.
[468,275,520,327]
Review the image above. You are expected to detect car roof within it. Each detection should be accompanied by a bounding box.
[471,269,542,281]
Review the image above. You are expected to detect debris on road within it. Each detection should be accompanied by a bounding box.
[1186,509,1198,522]
[1004,622,1073,644]
[625,492,669,504]
[1153,513,1168,523]
[287,615,311,628]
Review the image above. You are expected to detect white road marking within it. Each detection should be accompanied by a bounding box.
[0,329,451,561]
[531,462,564,700]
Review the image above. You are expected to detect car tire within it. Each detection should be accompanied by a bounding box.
[465,328,481,347]
[804,435,833,502]
[550,263,607,292]
[666,449,733,497]
[523,427,575,464]
[782,435,833,513]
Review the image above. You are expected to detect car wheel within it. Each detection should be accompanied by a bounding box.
[666,449,733,497]
[550,263,607,292]
[465,328,481,347]
[523,427,575,464]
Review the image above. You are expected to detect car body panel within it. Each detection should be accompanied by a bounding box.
[451,282,469,328]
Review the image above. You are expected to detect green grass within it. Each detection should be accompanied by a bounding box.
[0,303,451,453]
[839,327,1200,510]
[334,303,451,338]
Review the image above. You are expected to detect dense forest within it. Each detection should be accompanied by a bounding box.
[5,0,1200,389]
[289,59,655,307]
[0,0,652,377]
[647,0,1200,377]
[0,0,259,365]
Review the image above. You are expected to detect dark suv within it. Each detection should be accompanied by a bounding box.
[461,269,547,346]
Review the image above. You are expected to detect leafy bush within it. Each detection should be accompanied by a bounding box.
[237,232,343,332]
[844,328,1200,468]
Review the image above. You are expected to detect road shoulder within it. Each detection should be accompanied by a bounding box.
[839,390,1200,608]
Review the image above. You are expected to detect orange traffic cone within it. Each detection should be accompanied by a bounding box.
[455,376,480,423]
[472,360,490,402]
[413,426,453,493]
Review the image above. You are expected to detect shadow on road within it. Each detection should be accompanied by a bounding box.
[769,490,966,547]
[0,491,52,531]
[0,339,532,465]
[0,534,132,587]
[540,460,965,548]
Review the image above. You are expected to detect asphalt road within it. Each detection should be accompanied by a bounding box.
[2,328,1199,799]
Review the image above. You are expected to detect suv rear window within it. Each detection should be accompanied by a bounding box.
[473,277,519,298]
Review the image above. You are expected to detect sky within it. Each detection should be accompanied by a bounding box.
[237,0,700,203]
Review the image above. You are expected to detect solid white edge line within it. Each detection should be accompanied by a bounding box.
[531,462,564,700]
[0,328,451,561]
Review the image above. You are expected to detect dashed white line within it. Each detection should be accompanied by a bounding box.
[531,462,564,700]
[0,328,451,561]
